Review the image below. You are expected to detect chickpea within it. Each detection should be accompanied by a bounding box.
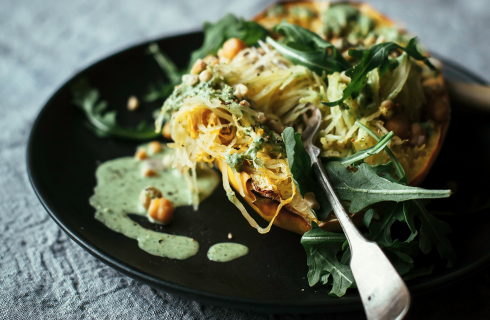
[139,186,163,210]
[148,141,163,155]
[220,38,247,61]
[304,192,320,210]
[127,96,139,111]
[385,115,411,139]
[409,123,427,147]
[190,59,206,75]
[429,96,450,123]
[135,148,148,160]
[162,122,172,140]
[148,197,174,225]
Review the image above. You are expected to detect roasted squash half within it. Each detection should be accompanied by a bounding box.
[160,1,450,235]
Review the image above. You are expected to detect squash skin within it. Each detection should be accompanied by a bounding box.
[211,1,450,235]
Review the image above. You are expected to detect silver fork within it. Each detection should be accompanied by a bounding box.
[302,108,410,320]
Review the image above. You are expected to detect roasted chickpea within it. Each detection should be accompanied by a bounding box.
[429,96,450,123]
[385,115,410,139]
[409,123,427,147]
[139,186,163,210]
[220,38,247,61]
[148,197,174,225]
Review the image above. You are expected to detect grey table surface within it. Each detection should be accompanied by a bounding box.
[1,0,490,319]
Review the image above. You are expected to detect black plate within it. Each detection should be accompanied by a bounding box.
[27,31,490,314]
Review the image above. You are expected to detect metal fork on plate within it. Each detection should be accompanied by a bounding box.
[302,108,410,320]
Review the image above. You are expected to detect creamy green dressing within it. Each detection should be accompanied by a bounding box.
[89,145,220,259]
[207,243,249,262]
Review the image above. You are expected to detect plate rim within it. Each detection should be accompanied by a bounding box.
[26,31,490,314]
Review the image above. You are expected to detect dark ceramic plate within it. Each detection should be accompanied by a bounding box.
[27,31,490,314]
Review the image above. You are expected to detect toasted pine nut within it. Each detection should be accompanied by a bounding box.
[239,100,250,107]
[190,59,206,74]
[127,96,139,111]
[182,74,199,86]
[199,70,212,82]
[380,100,394,118]
[234,84,248,99]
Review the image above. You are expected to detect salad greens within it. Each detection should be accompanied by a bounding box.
[189,14,269,68]
[284,125,454,296]
[71,78,160,140]
[281,127,316,197]
[323,38,436,107]
[266,22,349,75]
[146,14,269,103]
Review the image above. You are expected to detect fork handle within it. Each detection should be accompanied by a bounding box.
[312,160,365,243]
[312,160,410,320]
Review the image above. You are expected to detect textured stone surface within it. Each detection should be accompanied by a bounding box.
[1,0,490,319]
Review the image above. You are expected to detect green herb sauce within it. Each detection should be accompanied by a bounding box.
[207,243,249,262]
[89,145,220,259]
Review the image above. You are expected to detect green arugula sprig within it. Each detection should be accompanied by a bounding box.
[266,22,349,75]
[282,126,454,297]
[146,15,269,103]
[71,78,160,140]
[322,38,436,107]
[145,44,184,102]
[327,131,394,166]
[190,14,269,68]
[281,127,316,197]
[355,120,407,183]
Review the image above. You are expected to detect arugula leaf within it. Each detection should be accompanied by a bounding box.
[355,120,407,184]
[144,81,174,102]
[301,222,354,297]
[324,161,451,213]
[148,43,183,86]
[322,38,436,107]
[71,78,160,140]
[146,15,268,102]
[266,22,348,75]
[406,199,456,267]
[281,127,316,197]
[189,14,269,67]
[326,131,394,166]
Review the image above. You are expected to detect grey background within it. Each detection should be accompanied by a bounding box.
[1,0,490,319]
